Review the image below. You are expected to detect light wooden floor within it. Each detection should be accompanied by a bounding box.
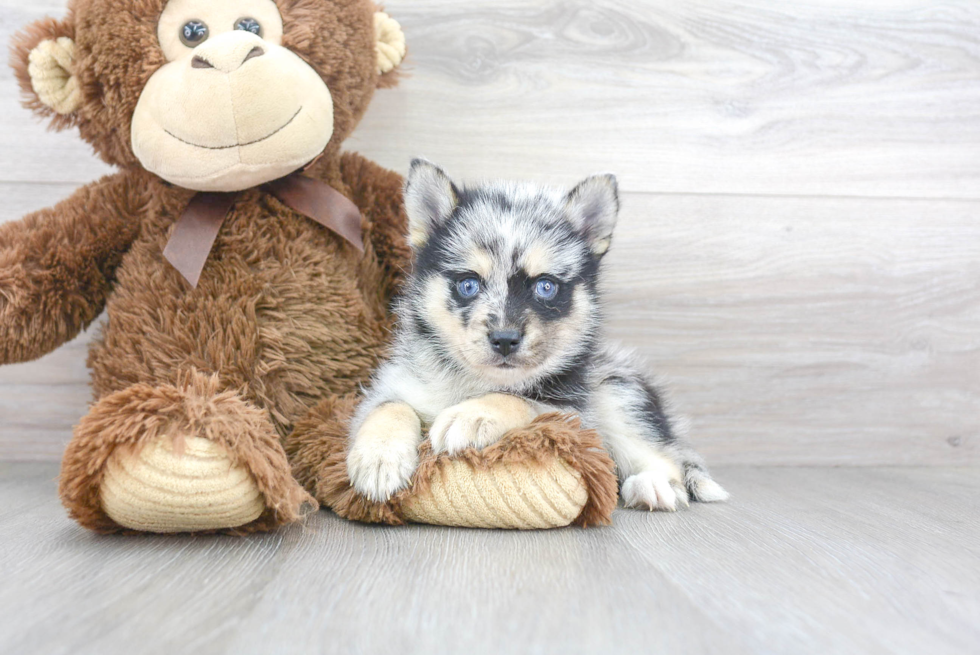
[2,2,979,653]
[1,463,978,655]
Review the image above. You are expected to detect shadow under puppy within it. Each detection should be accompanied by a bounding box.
[348,159,728,511]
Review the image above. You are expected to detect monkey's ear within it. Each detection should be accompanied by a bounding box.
[404,158,458,249]
[564,174,620,257]
[374,11,406,88]
[11,18,82,126]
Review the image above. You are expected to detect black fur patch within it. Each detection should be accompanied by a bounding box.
[605,376,675,443]
[527,354,594,410]
[461,185,514,214]
[501,273,563,324]
[577,255,601,292]
[414,224,456,277]
[413,189,505,277]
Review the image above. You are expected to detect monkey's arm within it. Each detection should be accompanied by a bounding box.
[338,152,412,303]
[0,172,143,364]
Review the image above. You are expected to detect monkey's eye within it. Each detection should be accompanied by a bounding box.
[534,278,559,301]
[179,20,209,47]
[456,278,481,299]
[234,17,263,36]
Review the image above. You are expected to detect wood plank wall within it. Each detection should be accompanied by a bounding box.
[0,0,977,464]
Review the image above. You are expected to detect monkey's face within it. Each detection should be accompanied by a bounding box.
[132,0,334,191]
[13,0,405,192]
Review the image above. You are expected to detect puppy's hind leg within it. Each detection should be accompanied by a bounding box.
[590,378,687,511]
[591,375,729,510]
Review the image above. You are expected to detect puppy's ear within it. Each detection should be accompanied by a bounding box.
[11,18,83,128]
[564,174,619,257]
[405,158,458,249]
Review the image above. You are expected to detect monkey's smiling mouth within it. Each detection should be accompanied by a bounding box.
[164,106,303,150]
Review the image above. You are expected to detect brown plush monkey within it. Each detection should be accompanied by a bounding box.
[3,0,616,534]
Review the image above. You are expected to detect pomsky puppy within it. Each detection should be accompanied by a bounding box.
[347,159,728,511]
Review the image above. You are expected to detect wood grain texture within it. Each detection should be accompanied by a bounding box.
[1,463,978,655]
[1,2,978,464]
[350,0,980,198]
[602,193,980,465]
[3,1,979,196]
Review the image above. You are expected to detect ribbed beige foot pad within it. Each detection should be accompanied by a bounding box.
[400,457,590,529]
[101,435,266,533]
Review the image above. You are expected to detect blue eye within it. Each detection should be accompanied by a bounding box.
[457,278,481,298]
[535,278,558,300]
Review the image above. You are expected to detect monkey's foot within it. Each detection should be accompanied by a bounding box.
[60,371,314,534]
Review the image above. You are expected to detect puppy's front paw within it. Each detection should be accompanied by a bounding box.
[347,403,422,502]
[429,393,536,455]
[621,471,689,512]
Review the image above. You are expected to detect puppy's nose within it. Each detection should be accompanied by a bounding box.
[489,330,521,357]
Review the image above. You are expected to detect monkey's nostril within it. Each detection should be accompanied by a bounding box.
[243,46,265,64]
[191,47,263,72]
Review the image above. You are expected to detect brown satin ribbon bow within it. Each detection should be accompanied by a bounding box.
[162,174,364,288]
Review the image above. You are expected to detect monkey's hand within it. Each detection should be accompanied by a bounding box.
[0,172,140,365]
